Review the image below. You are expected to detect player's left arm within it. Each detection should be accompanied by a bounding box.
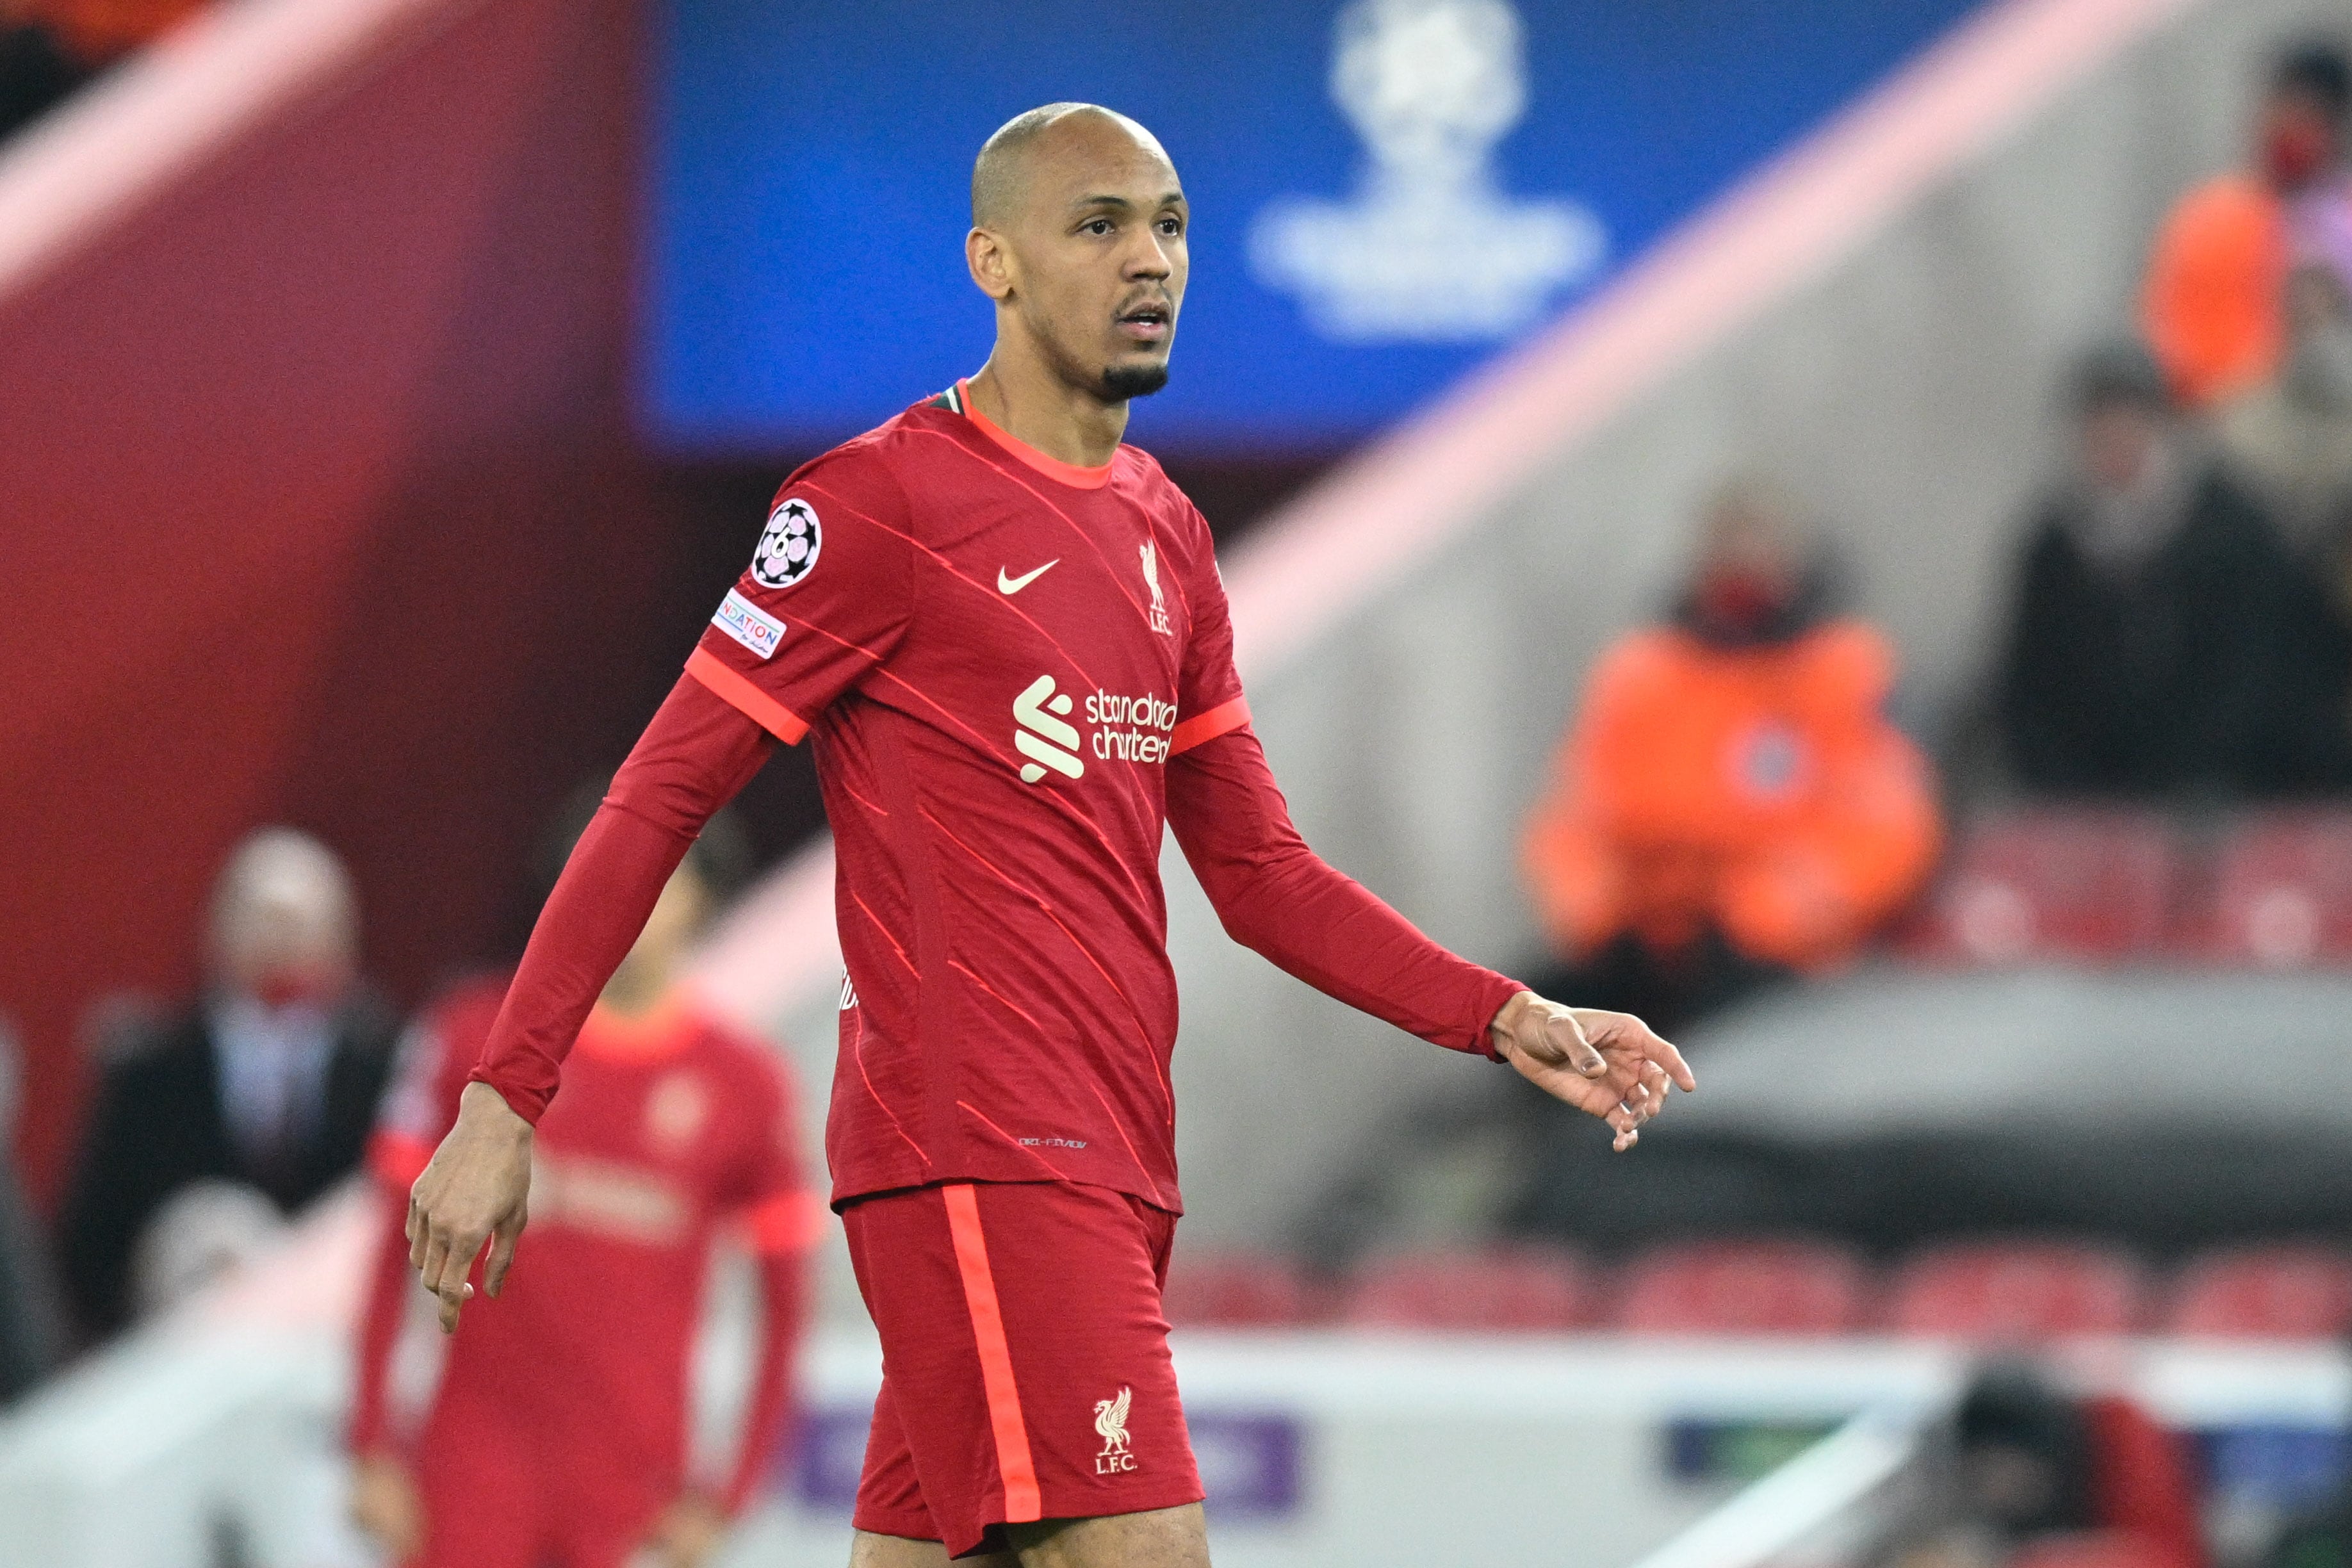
[1158,507,1690,1145]
[1164,728,1691,1146]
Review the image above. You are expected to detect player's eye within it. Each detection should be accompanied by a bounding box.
[1081,218,1114,236]
[1157,216,1184,236]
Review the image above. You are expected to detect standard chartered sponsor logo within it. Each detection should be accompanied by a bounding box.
[1013,676,1180,784]
[1086,688,1176,764]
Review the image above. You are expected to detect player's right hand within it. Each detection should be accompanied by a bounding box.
[348,1451,425,1560]
[407,1080,534,1334]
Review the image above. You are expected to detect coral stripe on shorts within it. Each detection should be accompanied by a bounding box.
[942,1183,1043,1523]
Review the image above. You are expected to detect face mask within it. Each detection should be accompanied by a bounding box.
[2265,118,2333,189]
[249,965,342,1011]
[1694,569,1793,636]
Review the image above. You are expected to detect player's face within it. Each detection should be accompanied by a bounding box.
[1002,120,1188,400]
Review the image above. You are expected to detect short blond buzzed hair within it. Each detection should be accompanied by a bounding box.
[970,102,1140,227]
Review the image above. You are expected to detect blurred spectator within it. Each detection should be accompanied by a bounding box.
[2220,265,2352,555]
[0,2,87,142]
[0,1016,63,1404]
[1895,1364,2205,1568]
[348,788,810,1568]
[1520,476,1940,1036]
[2144,40,2352,409]
[25,0,208,63]
[58,828,397,1339]
[0,0,210,142]
[1995,341,2341,798]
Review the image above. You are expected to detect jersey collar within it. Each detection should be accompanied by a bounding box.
[951,379,1115,490]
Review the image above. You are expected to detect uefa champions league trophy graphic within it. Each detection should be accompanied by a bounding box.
[1253,0,1606,343]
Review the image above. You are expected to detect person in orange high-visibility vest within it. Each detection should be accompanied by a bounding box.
[1521,477,1941,1036]
[2143,40,2352,409]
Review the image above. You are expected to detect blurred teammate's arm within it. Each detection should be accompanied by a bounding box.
[1164,726,1692,1143]
[349,1187,416,1460]
[348,1195,426,1559]
[407,675,774,1332]
[724,1205,815,1514]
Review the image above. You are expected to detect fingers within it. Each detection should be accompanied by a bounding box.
[485,1209,523,1300]
[426,1223,482,1334]
[416,1223,450,1304]
[1540,1009,1606,1077]
[1580,1009,1698,1095]
[1638,1060,1671,1118]
[1643,1027,1697,1093]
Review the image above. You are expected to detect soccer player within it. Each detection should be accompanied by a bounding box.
[350,805,813,1567]
[406,102,1695,1567]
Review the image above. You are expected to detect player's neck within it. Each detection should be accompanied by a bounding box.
[967,354,1127,469]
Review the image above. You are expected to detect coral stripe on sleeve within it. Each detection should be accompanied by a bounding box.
[685,647,810,744]
[1170,696,1252,755]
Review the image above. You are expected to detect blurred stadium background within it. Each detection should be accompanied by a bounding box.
[6,0,2352,1564]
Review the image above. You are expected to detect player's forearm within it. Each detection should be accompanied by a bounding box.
[471,676,774,1122]
[1167,730,1521,1056]
[722,1249,809,1515]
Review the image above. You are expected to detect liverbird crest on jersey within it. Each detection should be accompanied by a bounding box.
[1139,541,1172,636]
[1093,1385,1137,1473]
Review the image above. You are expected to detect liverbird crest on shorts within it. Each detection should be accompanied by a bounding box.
[1093,1385,1137,1473]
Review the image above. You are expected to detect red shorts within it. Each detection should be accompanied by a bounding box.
[842,1180,1203,1558]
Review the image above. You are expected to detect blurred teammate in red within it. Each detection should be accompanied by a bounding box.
[348,801,813,1568]
[405,104,1695,1567]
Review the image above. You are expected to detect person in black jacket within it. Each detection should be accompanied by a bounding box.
[1996,339,2349,797]
[0,1017,61,1402]
[58,828,398,1339]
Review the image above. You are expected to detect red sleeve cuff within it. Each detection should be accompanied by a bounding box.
[1472,975,1527,1062]
[685,647,810,744]
[468,1066,552,1127]
[1170,696,1251,755]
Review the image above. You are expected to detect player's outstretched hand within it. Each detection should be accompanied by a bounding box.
[1489,992,1696,1151]
[407,1080,534,1334]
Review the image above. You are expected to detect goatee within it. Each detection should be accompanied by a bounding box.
[1102,363,1170,398]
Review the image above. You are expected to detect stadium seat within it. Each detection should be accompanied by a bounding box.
[1610,1239,1871,1335]
[2010,1530,2198,1568]
[1888,1241,2147,1339]
[2166,1245,2352,1339]
[1902,810,2179,965]
[1340,1246,1594,1332]
[2197,811,2352,968]
[1159,1250,1325,1328]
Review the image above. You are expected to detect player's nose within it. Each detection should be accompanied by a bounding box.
[1123,235,1174,280]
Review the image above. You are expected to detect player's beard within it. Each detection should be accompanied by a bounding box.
[1102,360,1170,398]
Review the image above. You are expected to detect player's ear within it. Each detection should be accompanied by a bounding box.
[967,227,1016,302]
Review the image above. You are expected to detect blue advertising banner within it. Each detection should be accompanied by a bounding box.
[644,0,1988,452]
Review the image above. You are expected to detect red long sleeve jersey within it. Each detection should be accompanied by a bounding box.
[363,979,814,1506]
[476,384,1524,1214]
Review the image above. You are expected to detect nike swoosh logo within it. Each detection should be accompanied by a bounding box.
[998,560,1059,594]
